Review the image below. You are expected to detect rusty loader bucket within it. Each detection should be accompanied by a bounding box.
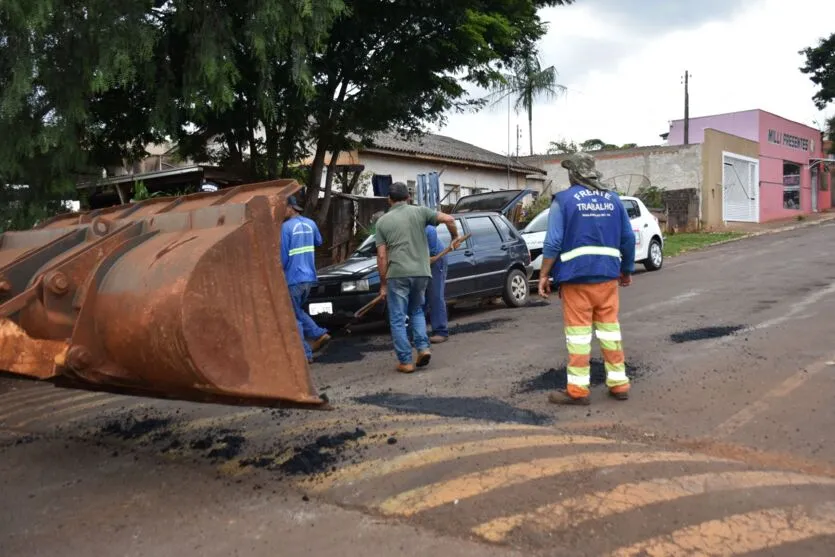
[0,180,325,408]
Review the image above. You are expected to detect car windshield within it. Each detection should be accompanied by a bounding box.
[522,209,550,234]
[352,234,377,258]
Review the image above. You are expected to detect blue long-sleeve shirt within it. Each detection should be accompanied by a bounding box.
[543,188,636,284]
[425,224,445,257]
[281,215,323,286]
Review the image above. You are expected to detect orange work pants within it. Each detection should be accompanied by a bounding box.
[561,280,628,398]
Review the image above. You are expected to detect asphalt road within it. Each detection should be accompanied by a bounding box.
[4,221,835,556]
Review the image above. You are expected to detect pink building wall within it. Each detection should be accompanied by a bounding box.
[668,110,759,145]
[757,111,826,221]
[668,109,828,222]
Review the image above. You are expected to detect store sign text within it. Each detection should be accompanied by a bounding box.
[767,129,814,152]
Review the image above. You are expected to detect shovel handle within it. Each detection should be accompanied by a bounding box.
[430,233,472,264]
[353,294,385,319]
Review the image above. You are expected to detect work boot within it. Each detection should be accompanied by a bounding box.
[416,350,432,368]
[547,391,591,406]
[396,362,416,374]
[429,335,448,344]
[310,333,331,353]
[609,384,630,401]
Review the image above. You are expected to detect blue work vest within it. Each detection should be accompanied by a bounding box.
[545,185,635,284]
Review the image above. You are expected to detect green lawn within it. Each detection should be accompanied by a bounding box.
[662,232,747,257]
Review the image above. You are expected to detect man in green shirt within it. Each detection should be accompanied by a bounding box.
[375,183,460,373]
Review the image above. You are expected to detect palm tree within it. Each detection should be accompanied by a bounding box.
[488,49,566,156]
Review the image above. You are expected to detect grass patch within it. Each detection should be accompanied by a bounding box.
[663,232,746,257]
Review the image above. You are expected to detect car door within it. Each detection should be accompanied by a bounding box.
[622,198,645,261]
[464,215,509,293]
[435,218,476,299]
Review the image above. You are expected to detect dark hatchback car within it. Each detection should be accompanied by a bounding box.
[306,190,534,324]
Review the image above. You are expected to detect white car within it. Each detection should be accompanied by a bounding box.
[521,195,664,282]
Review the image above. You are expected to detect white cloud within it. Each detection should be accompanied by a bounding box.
[433,0,835,155]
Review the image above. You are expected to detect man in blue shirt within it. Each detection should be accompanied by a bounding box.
[424,223,449,343]
[538,153,635,405]
[281,196,330,363]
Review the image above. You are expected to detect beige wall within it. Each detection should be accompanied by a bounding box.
[701,129,760,228]
[355,152,543,202]
[525,144,703,195]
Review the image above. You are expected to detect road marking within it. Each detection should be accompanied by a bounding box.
[0,392,102,422]
[244,412,443,440]
[473,470,835,542]
[377,451,725,517]
[10,395,122,428]
[176,409,267,432]
[608,504,835,556]
[714,354,835,438]
[308,434,616,493]
[0,388,81,415]
[621,290,703,320]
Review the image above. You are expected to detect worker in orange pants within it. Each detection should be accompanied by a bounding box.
[538,153,635,404]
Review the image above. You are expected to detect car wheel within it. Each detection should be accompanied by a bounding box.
[502,269,529,308]
[644,238,663,271]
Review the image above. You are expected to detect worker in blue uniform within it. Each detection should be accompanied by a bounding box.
[281,196,330,363]
[539,153,636,404]
[424,223,449,343]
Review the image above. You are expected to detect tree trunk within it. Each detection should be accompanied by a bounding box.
[528,106,534,156]
[265,124,278,179]
[247,108,259,178]
[345,169,361,195]
[305,140,328,215]
[316,149,341,228]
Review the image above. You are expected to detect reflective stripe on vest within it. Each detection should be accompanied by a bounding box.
[289,246,315,256]
[560,246,621,262]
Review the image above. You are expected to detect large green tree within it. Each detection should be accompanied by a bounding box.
[1,0,574,230]
[488,47,565,156]
[800,32,835,151]
[301,0,573,222]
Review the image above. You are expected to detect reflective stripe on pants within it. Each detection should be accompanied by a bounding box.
[561,280,629,397]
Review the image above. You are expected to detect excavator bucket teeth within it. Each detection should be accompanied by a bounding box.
[0,180,325,408]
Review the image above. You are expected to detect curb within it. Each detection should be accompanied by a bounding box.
[668,214,835,258]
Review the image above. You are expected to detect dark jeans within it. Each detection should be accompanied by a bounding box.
[424,258,448,337]
[289,282,328,360]
[387,277,430,364]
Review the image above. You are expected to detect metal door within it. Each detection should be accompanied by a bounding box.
[722,152,760,223]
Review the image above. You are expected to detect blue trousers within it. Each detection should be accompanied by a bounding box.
[387,277,430,364]
[424,258,448,337]
[289,282,328,360]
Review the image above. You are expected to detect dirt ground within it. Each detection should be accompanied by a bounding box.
[4,221,835,556]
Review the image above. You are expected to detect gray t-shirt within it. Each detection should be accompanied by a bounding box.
[375,203,439,278]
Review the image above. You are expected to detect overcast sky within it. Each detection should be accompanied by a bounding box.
[432,0,835,156]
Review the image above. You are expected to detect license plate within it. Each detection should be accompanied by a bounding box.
[308,302,333,316]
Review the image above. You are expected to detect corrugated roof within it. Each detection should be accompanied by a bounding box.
[363,132,545,175]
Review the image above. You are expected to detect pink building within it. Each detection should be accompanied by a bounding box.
[668,109,831,223]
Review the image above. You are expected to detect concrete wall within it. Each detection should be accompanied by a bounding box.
[528,144,703,195]
[701,129,760,229]
[669,110,760,145]
[355,152,542,202]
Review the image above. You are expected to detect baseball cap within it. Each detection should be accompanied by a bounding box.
[287,195,304,212]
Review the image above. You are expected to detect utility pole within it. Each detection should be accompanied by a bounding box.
[683,70,690,145]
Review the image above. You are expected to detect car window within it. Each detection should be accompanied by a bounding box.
[436,219,465,248]
[353,234,376,257]
[466,216,503,250]
[623,199,641,219]
[493,216,516,241]
[522,209,550,234]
